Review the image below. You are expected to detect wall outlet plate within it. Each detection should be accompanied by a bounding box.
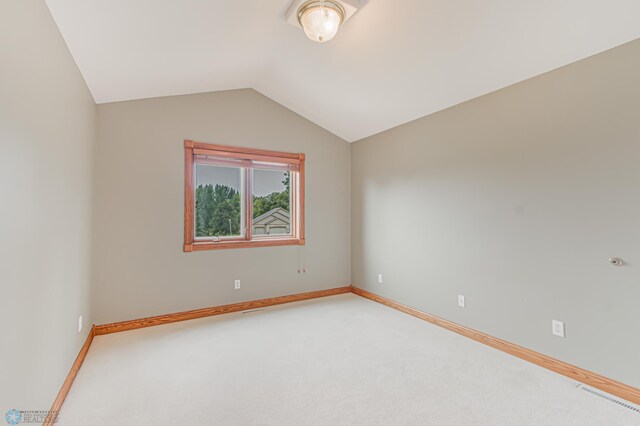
[78,315,83,332]
[457,295,465,308]
[552,320,565,338]
[234,280,241,290]
[377,274,383,284]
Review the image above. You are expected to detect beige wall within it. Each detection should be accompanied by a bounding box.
[351,39,640,388]
[0,0,97,412]
[3,1,639,410]
[93,89,351,324]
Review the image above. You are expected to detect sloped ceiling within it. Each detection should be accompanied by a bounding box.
[46,0,640,142]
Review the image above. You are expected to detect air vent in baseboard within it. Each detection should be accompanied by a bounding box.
[578,384,640,414]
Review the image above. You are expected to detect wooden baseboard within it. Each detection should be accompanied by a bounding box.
[50,285,639,419]
[44,325,95,426]
[47,287,350,419]
[95,286,351,335]
[350,286,640,405]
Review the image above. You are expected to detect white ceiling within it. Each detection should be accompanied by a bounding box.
[46,0,640,142]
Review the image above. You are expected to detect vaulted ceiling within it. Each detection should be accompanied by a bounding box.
[46,0,640,142]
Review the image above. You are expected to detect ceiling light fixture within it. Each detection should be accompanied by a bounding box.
[297,1,345,43]
[285,0,360,43]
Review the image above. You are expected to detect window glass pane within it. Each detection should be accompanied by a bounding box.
[252,169,291,236]
[195,164,243,238]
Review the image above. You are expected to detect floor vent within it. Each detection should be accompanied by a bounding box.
[578,385,640,414]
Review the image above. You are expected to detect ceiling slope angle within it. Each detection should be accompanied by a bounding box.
[46,0,640,142]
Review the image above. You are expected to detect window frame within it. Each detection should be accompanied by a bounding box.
[184,140,305,252]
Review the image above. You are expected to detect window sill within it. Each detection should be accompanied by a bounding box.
[184,238,304,252]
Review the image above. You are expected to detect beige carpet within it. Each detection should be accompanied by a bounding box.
[59,294,639,425]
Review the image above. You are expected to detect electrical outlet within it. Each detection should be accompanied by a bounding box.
[234,280,241,290]
[552,320,565,338]
[78,315,83,333]
[377,274,383,284]
[457,295,465,308]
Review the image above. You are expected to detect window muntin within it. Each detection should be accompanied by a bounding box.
[184,141,305,251]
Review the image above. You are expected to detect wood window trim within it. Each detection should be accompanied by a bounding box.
[184,140,305,252]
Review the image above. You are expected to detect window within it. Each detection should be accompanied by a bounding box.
[184,140,305,251]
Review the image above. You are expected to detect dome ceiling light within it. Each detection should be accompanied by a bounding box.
[285,0,361,43]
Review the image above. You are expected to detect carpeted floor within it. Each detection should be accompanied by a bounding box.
[59,294,639,425]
